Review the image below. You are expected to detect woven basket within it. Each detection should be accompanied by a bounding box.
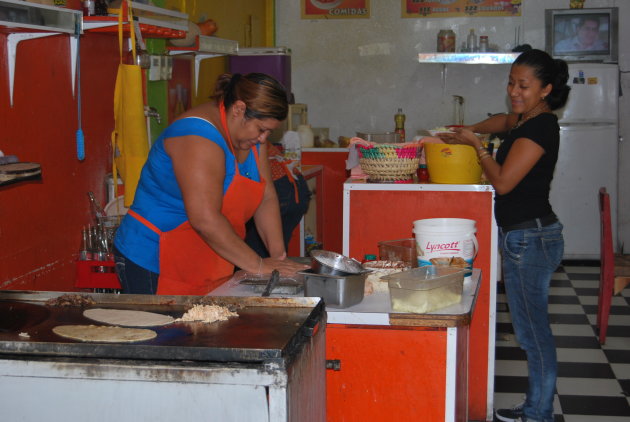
[357,143,421,181]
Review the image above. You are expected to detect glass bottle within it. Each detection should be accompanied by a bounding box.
[394,108,406,143]
[82,0,95,16]
[95,0,109,16]
[479,36,489,52]
[83,0,108,16]
[437,29,456,52]
[298,124,314,148]
[466,29,477,52]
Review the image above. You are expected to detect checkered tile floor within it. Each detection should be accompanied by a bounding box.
[493,263,630,422]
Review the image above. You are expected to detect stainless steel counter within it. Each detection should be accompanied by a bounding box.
[211,269,480,327]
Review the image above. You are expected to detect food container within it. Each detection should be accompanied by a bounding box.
[362,260,410,295]
[424,143,482,184]
[384,266,466,314]
[300,269,366,308]
[377,238,417,267]
[310,250,364,276]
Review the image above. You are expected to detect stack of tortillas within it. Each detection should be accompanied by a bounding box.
[0,162,41,182]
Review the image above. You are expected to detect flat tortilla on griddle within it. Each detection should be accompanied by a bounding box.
[83,308,174,327]
[52,325,157,343]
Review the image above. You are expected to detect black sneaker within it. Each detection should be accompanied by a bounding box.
[495,402,524,422]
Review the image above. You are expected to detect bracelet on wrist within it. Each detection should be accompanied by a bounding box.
[479,154,492,161]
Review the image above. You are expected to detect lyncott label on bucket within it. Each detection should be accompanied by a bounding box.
[413,218,478,275]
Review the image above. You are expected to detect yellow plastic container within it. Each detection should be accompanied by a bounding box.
[424,143,482,184]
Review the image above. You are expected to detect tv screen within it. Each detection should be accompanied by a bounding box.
[545,8,618,63]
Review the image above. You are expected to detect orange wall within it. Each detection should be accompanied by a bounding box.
[0,32,120,291]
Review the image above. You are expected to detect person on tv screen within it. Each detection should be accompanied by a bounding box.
[555,16,608,52]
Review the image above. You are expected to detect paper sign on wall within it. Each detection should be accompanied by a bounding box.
[302,0,370,19]
[402,0,522,18]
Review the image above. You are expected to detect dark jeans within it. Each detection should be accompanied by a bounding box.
[113,245,159,294]
[500,221,564,422]
[245,174,312,257]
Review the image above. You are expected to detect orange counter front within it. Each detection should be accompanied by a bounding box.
[335,180,498,422]
[325,271,481,422]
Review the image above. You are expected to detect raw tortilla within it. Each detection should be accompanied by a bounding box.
[83,308,174,327]
[52,325,157,343]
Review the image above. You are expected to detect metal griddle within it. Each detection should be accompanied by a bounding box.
[0,291,324,366]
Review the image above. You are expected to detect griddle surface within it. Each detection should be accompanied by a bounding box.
[0,292,323,364]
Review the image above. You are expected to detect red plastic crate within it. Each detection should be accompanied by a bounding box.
[75,260,121,289]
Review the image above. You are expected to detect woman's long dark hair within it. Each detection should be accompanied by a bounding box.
[212,73,288,121]
[513,49,571,110]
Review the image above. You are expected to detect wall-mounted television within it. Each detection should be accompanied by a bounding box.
[545,8,618,63]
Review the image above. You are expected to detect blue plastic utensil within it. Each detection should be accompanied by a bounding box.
[76,34,85,161]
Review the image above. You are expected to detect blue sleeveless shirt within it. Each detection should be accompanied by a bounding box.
[114,117,260,273]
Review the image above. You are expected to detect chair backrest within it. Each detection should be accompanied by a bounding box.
[599,187,614,281]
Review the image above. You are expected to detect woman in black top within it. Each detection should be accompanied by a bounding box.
[442,49,570,422]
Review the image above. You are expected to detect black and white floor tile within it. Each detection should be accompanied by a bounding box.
[494,263,630,422]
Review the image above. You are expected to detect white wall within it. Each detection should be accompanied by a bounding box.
[276,0,630,251]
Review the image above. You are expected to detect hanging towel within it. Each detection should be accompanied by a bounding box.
[111,0,149,208]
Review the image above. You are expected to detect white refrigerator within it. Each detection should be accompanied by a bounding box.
[550,63,620,259]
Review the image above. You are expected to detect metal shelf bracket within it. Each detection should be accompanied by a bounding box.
[167,51,224,96]
[7,32,78,107]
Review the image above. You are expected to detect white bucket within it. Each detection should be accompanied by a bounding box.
[413,218,478,273]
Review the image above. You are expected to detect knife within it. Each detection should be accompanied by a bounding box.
[261,270,280,297]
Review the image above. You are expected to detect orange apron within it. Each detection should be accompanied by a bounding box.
[128,104,265,295]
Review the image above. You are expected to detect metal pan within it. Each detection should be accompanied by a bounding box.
[310,250,365,276]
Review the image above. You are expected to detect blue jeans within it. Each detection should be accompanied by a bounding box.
[500,221,564,422]
[113,245,159,294]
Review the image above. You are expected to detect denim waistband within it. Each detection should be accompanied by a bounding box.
[501,213,558,233]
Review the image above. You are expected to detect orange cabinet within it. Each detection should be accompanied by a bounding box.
[339,181,498,422]
[324,272,479,422]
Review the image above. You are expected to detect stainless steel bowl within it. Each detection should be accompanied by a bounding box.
[310,250,365,276]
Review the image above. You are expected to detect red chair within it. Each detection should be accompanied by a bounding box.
[597,187,630,344]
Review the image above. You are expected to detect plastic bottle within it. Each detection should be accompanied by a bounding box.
[417,164,430,183]
[437,29,456,52]
[297,124,314,148]
[394,108,406,143]
[466,29,477,52]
